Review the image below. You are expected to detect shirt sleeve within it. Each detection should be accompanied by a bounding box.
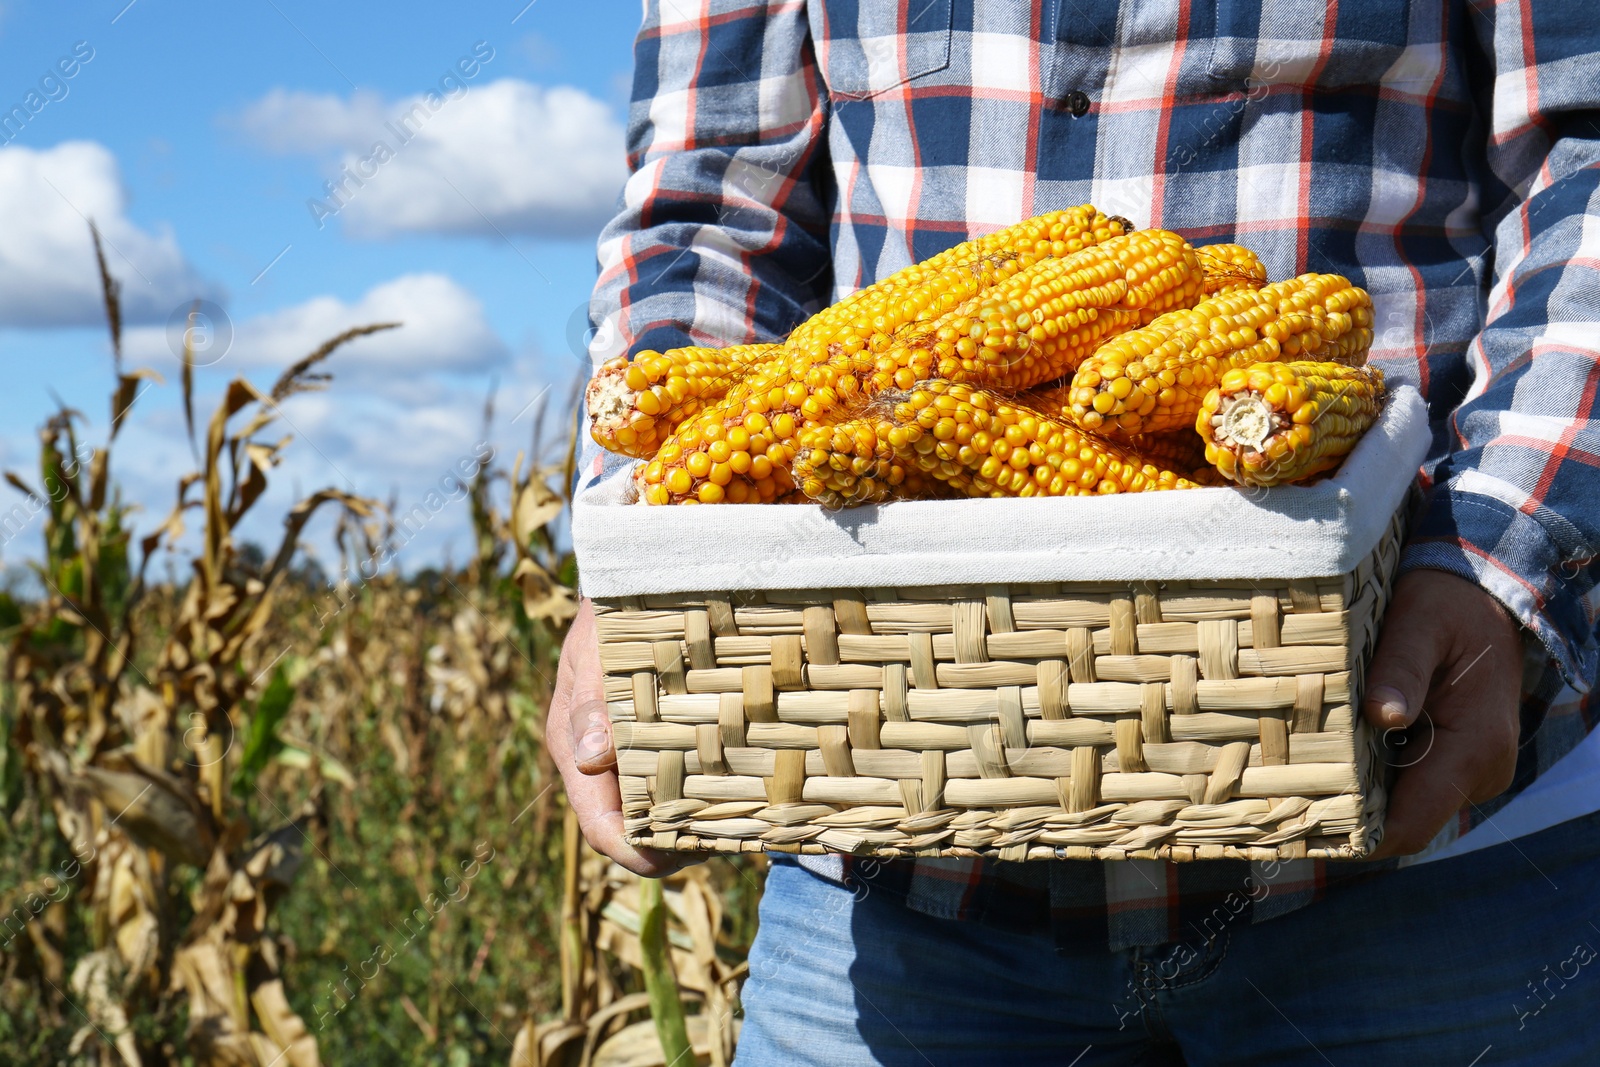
[574,0,831,497]
[590,0,831,357]
[1398,2,1600,694]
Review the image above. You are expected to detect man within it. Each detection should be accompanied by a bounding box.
[552,1,1600,1062]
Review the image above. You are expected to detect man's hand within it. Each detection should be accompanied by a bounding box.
[548,598,682,876]
[1363,570,1524,859]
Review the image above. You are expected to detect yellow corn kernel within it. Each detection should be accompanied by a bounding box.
[1122,429,1210,473]
[881,380,1199,498]
[1197,360,1386,486]
[1196,243,1269,295]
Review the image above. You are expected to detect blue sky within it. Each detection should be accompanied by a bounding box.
[0,0,642,571]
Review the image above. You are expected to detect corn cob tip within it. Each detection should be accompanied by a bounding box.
[588,343,786,461]
[585,360,637,426]
[1214,394,1276,451]
[1198,361,1386,487]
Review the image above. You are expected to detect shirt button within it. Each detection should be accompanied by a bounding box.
[1066,90,1091,116]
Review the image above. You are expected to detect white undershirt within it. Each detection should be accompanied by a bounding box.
[1401,711,1600,866]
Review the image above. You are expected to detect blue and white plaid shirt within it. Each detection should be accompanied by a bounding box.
[581,0,1600,949]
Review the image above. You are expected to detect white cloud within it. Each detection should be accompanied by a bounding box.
[13,276,566,573]
[234,79,627,240]
[234,88,393,154]
[103,352,574,575]
[125,273,509,388]
[0,141,213,327]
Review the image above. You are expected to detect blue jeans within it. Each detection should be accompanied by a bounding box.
[735,812,1600,1065]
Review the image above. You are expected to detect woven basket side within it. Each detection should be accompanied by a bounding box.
[598,507,1407,861]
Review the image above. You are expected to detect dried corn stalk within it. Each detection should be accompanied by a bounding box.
[2,227,383,1065]
[512,828,755,1067]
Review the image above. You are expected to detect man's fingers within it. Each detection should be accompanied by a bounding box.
[1359,572,1525,860]
[571,706,617,774]
[548,601,587,734]
[1370,727,1472,858]
[560,752,682,877]
[546,599,682,876]
[569,687,616,776]
[1370,717,1519,858]
[548,685,679,874]
[1362,578,1450,732]
[554,602,617,776]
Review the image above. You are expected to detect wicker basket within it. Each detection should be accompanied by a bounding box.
[595,501,1407,862]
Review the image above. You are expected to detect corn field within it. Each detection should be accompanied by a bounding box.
[0,228,760,1066]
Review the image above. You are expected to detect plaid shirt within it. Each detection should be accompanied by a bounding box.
[583,0,1600,950]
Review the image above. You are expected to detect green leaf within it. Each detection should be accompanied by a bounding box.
[232,664,294,796]
[638,877,692,1066]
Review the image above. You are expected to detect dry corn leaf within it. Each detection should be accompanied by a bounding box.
[4,469,42,500]
[249,977,321,1067]
[112,368,163,440]
[68,949,142,1067]
[592,1014,728,1067]
[513,476,565,547]
[514,557,579,624]
[88,447,109,511]
[513,1018,585,1067]
[59,762,211,867]
[171,940,255,1064]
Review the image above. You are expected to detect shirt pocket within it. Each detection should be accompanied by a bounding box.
[1208,0,1414,91]
[814,0,954,99]
[1050,0,1219,101]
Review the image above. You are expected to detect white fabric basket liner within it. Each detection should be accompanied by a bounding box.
[573,386,1429,598]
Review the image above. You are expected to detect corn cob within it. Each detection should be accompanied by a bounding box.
[1198,361,1386,487]
[791,416,974,508]
[609,209,1126,465]
[792,395,1212,507]
[884,381,1197,499]
[1065,273,1374,437]
[785,204,1131,359]
[1022,381,1210,468]
[638,209,1134,505]
[587,344,784,458]
[895,228,1202,390]
[641,229,1204,505]
[1196,243,1269,295]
